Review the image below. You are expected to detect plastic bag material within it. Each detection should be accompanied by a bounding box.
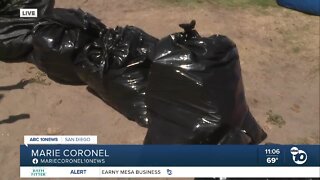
[32,8,106,84]
[0,0,54,61]
[74,26,159,127]
[144,20,267,144]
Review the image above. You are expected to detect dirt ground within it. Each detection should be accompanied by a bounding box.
[0,0,319,179]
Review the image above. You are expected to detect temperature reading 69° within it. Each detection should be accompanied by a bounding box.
[266,157,279,164]
[265,148,281,164]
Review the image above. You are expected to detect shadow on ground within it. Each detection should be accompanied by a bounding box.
[0,79,34,91]
[0,114,30,125]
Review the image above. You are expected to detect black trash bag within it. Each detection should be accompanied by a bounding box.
[32,8,106,84]
[74,26,159,127]
[144,20,267,144]
[0,0,54,61]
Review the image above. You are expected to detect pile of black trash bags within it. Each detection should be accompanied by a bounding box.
[0,0,267,144]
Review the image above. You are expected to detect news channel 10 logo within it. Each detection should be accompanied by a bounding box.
[290,147,307,165]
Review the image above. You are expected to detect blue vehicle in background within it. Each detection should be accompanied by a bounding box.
[277,0,320,16]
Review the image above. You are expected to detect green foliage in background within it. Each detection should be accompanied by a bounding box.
[214,0,277,8]
[164,0,278,8]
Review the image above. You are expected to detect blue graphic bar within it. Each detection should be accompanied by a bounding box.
[20,145,320,167]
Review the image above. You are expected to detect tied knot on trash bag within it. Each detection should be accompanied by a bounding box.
[159,20,236,70]
[178,20,200,40]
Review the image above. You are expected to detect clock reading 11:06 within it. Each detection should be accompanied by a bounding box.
[265,149,281,155]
